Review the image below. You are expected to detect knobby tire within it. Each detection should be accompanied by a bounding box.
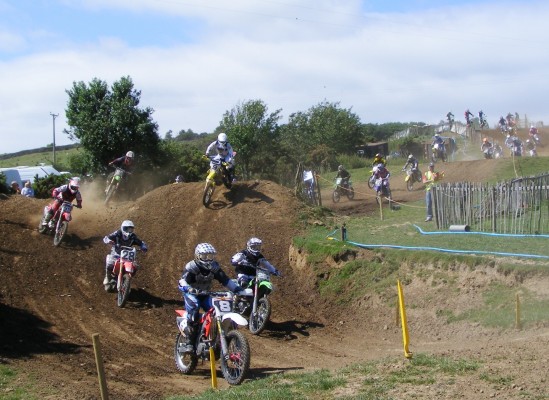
[249,297,271,335]
[117,274,131,308]
[202,182,214,207]
[105,183,116,206]
[53,221,68,246]
[220,330,250,385]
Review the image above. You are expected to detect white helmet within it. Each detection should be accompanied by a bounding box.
[120,220,135,240]
[126,151,135,159]
[69,177,80,194]
[338,165,344,172]
[434,133,440,138]
[194,243,217,269]
[408,154,414,160]
[217,133,228,144]
[247,237,262,256]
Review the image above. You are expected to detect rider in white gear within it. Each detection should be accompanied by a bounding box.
[205,133,236,182]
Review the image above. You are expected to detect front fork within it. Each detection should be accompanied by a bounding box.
[217,318,230,360]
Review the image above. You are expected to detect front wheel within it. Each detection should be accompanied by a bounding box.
[53,221,68,246]
[202,181,215,207]
[332,189,340,203]
[174,332,198,375]
[406,177,414,191]
[104,182,116,205]
[220,330,250,385]
[346,186,355,200]
[367,176,375,189]
[249,297,271,335]
[117,274,132,307]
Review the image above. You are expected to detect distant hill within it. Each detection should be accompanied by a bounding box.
[0,143,80,160]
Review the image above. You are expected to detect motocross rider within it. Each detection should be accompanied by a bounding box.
[42,177,82,227]
[464,109,474,126]
[373,163,390,184]
[178,243,243,353]
[102,220,148,291]
[205,133,236,183]
[335,165,351,187]
[109,151,135,171]
[403,154,419,171]
[372,153,386,168]
[230,238,281,288]
[431,133,446,156]
[481,138,493,153]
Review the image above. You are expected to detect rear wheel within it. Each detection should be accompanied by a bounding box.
[174,332,198,374]
[220,330,250,385]
[202,181,215,206]
[249,297,271,335]
[53,221,68,246]
[117,274,132,307]
[332,189,340,203]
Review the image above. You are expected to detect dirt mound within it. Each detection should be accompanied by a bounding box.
[2,162,549,399]
[0,180,356,399]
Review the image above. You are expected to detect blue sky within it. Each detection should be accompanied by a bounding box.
[1,0,548,153]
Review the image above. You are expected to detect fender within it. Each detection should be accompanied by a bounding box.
[206,168,217,182]
[123,260,135,274]
[222,312,248,327]
[258,280,273,294]
[62,211,72,222]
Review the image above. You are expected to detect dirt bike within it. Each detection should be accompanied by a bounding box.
[479,118,488,129]
[529,132,541,147]
[483,146,494,159]
[374,177,392,207]
[202,154,235,207]
[493,144,504,159]
[38,200,78,246]
[104,246,142,307]
[174,291,250,385]
[403,167,422,191]
[332,177,355,202]
[104,167,130,205]
[431,143,446,163]
[368,163,384,189]
[232,260,281,335]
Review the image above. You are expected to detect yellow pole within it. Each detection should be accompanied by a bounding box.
[515,293,522,330]
[209,347,218,389]
[92,333,109,400]
[397,280,413,359]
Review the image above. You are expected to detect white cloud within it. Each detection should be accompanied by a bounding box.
[1,0,549,153]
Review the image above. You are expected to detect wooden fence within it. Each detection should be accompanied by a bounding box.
[432,173,549,234]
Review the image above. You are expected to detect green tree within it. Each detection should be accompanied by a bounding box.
[281,101,363,165]
[220,100,282,178]
[64,76,160,172]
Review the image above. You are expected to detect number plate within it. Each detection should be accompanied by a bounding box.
[120,249,136,261]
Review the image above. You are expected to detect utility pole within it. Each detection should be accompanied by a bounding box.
[50,112,59,165]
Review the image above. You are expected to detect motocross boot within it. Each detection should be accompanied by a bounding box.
[183,322,198,353]
[103,267,115,292]
[42,211,53,226]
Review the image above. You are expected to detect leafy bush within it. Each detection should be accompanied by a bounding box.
[33,174,71,199]
[0,172,8,194]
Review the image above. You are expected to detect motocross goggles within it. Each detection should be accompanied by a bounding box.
[122,226,134,233]
[70,185,79,191]
[197,252,215,262]
[248,243,262,253]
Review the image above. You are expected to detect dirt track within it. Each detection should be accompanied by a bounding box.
[2,131,549,399]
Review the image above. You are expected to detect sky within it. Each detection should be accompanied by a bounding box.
[1,0,549,154]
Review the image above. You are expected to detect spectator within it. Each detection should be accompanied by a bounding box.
[20,181,35,197]
[423,163,443,222]
[10,181,21,195]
